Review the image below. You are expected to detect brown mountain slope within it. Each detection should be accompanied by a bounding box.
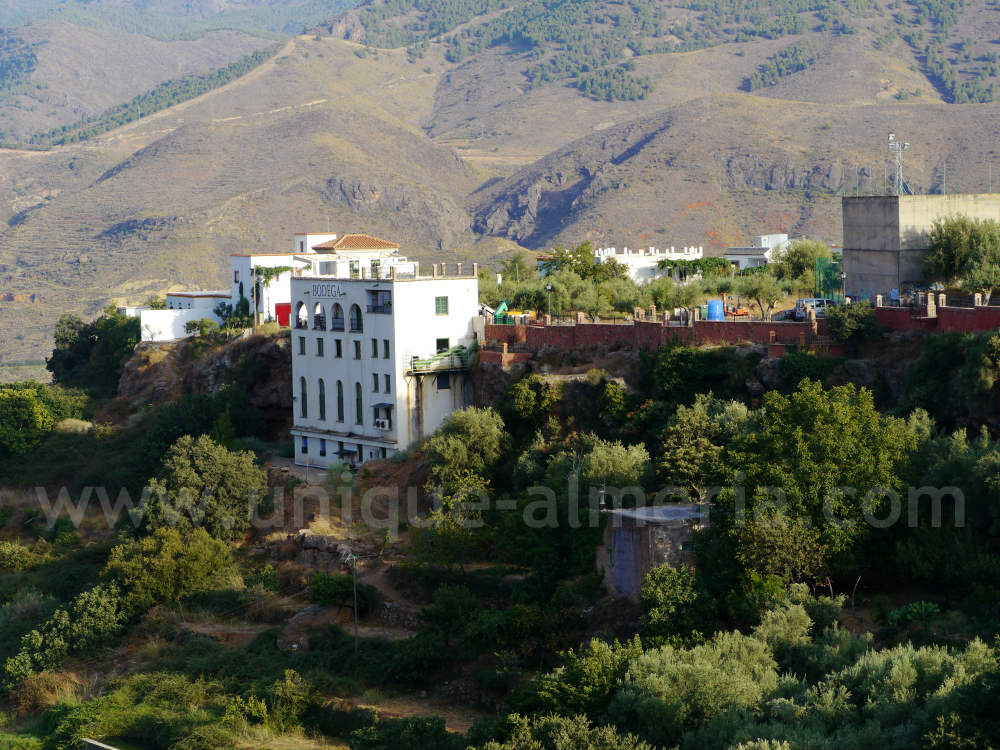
[0,21,273,140]
[4,16,1000,370]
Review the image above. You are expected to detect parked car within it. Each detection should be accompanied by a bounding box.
[793,297,835,321]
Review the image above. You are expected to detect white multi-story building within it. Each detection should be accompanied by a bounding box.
[289,268,478,468]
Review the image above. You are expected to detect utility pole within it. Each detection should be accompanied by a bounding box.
[943,160,947,195]
[351,554,359,653]
[888,132,910,195]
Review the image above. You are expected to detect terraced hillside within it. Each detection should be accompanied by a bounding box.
[6,0,1000,368]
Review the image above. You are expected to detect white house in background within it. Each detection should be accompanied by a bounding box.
[537,244,704,282]
[123,231,420,342]
[289,267,478,468]
[724,233,791,271]
[231,233,419,326]
[593,245,704,283]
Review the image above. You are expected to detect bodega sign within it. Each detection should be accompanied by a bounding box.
[311,282,346,298]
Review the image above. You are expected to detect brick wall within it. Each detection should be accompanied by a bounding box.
[484,317,822,355]
[875,303,1000,334]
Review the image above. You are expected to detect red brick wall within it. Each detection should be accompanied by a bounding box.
[484,318,819,353]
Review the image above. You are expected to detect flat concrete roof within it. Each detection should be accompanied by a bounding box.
[605,504,709,522]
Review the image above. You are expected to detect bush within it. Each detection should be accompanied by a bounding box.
[102,527,234,614]
[0,541,35,571]
[826,302,880,349]
[310,572,378,616]
[184,318,219,337]
[640,565,715,646]
[350,715,464,750]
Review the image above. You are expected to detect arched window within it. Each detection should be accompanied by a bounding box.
[318,379,326,420]
[299,377,308,418]
[355,382,363,425]
[336,380,344,422]
[331,303,345,331]
[295,301,308,329]
[313,302,326,331]
[349,304,363,332]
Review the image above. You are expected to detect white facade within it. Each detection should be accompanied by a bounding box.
[592,245,704,283]
[289,275,479,468]
[166,291,230,314]
[724,233,791,270]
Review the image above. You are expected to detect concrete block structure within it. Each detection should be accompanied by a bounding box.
[596,505,710,599]
[843,194,1000,299]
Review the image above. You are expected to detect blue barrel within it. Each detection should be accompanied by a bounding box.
[707,300,724,321]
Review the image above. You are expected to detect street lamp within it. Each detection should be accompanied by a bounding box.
[545,283,553,317]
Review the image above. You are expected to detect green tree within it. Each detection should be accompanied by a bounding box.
[734,272,783,319]
[640,565,716,646]
[46,306,140,397]
[424,407,506,486]
[420,584,478,648]
[0,385,55,454]
[772,239,833,281]
[960,260,1000,303]
[582,438,650,490]
[924,214,1000,284]
[524,636,644,718]
[141,434,267,540]
[723,380,916,572]
[825,301,880,351]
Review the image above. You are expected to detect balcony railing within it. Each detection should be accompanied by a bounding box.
[295,319,308,329]
[313,316,326,331]
[409,346,470,373]
[367,303,392,314]
[331,318,345,331]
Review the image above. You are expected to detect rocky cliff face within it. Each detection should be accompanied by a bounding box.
[118,331,293,439]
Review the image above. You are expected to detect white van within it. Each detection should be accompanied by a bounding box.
[793,298,834,321]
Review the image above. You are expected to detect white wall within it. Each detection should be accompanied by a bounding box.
[165,294,226,315]
[138,309,198,342]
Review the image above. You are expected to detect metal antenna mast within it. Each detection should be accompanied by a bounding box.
[888,133,910,195]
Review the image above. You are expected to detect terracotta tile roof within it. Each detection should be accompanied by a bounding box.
[313,233,399,251]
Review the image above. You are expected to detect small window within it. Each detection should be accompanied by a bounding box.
[371,259,381,278]
[335,339,343,358]
[349,260,360,278]
[383,339,390,358]
[384,374,391,393]
[298,336,306,356]
[353,340,361,360]
[234,270,239,283]
[301,436,308,454]
[436,338,449,353]
[437,373,450,390]
[320,439,327,457]
[380,447,387,459]
[371,338,378,358]
[372,373,379,392]
[434,296,449,315]
[299,240,305,250]
[316,338,324,357]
